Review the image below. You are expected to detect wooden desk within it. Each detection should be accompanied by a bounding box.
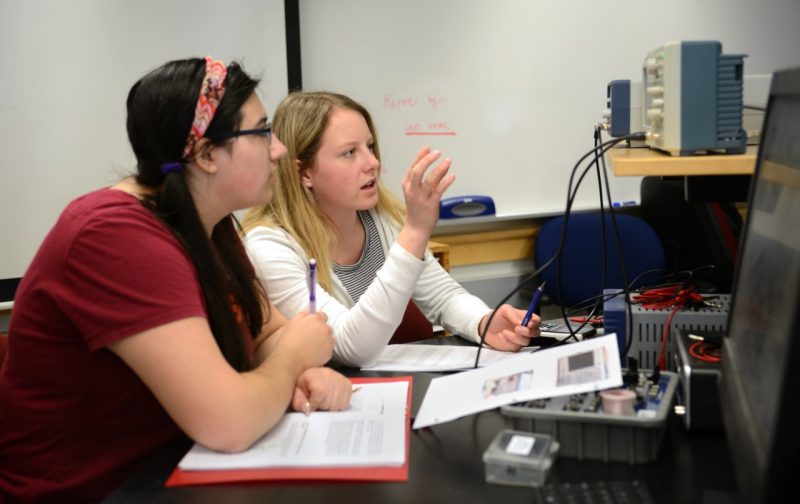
[104,339,740,504]
[607,146,757,177]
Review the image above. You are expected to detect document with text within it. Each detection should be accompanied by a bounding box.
[412,335,623,429]
[178,380,408,471]
[361,343,526,372]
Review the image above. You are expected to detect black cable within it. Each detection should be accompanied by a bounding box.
[532,128,643,355]
[553,127,608,340]
[626,268,667,291]
[472,131,644,368]
[548,131,642,344]
[556,266,718,334]
[563,288,632,317]
[686,264,717,287]
[593,128,635,357]
[472,270,540,368]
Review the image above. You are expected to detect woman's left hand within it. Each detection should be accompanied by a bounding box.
[480,304,541,352]
[291,367,353,414]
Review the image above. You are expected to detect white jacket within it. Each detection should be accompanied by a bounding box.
[244,209,491,366]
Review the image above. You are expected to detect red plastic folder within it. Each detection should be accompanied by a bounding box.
[165,376,412,487]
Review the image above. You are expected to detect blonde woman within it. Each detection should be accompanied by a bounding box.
[243,92,540,367]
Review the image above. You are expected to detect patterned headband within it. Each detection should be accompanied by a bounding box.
[182,56,228,159]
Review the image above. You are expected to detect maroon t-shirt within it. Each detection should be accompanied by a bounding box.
[389,301,434,344]
[0,189,211,502]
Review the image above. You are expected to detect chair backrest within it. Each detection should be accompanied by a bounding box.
[640,176,738,292]
[534,213,665,308]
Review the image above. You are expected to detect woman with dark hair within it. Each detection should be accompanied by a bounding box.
[0,57,352,502]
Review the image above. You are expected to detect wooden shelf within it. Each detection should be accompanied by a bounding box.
[432,227,539,267]
[428,240,451,272]
[607,146,758,177]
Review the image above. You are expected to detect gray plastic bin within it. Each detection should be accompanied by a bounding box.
[500,371,678,464]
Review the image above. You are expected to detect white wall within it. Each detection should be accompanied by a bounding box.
[0,0,288,281]
[298,0,800,218]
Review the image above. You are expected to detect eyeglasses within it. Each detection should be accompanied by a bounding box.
[210,122,272,145]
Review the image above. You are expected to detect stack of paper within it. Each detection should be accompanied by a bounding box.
[412,335,623,429]
[166,376,412,486]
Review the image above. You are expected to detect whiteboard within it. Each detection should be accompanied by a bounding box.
[298,0,800,217]
[0,0,288,281]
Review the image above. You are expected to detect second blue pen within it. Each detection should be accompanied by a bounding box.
[521,281,546,327]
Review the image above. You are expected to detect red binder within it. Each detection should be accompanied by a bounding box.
[165,376,412,487]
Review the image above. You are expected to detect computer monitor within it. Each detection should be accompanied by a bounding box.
[718,66,800,503]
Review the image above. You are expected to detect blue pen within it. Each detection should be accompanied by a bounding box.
[308,258,317,313]
[521,281,546,327]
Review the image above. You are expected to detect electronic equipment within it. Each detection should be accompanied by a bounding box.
[602,80,642,138]
[501,371,678,464]
[642,40,747,156]
[603,290,730,369]
[673,329,723,431]
[483,430,558,488]
[439,195,495,219]
[604,80,631,137]
[539,318,596,340]
[542,480,655,504]
[717,65,800,503]
[602,74,770,146]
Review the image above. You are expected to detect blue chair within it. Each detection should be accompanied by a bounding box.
[535,213,665,308]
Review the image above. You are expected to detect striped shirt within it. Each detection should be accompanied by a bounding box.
[333,211,386,303]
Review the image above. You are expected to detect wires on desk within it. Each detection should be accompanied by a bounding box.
[630,281,719,370]
[632,285,705,310]
[687,331,723,364]
[473,129,646,368]
[688,341,721,363]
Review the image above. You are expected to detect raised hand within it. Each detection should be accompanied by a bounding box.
[397,147,456,258]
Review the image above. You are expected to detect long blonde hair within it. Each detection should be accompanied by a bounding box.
[243,91,404,291]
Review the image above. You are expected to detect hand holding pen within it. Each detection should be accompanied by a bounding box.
[476,296,542,353]
[475,281,543,354]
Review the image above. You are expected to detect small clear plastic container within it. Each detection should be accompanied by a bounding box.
[483,430,559,487]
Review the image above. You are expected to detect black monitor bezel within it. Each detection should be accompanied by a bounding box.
[719,66,800,503]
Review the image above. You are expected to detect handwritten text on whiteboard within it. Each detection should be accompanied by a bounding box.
[383,94,456,136]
